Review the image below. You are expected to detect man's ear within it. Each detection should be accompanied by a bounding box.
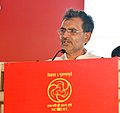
[84,32,92,45]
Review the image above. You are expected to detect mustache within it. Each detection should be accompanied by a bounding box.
[61,38,72,43]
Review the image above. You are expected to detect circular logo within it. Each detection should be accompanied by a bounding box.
[47,78,72,103]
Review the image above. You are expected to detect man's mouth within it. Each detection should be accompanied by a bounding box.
[62,41,70,46]
[63,40,71,44]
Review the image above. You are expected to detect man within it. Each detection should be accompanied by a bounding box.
[53,8,101,60]
[111,46,120,57]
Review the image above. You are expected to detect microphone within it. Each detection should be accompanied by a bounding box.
[52,49,66,61]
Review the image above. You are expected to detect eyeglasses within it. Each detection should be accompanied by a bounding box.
[57,28,83,35]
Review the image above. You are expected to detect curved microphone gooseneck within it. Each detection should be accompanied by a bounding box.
[52,49,66,61]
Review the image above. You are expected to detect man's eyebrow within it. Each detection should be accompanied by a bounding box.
[60,27,77,30]
[60,27,65,29]
[68,28,76,30]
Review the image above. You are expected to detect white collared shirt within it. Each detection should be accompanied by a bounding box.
[53,52,101,61]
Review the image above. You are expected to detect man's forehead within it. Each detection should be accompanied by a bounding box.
[61,17,83,28]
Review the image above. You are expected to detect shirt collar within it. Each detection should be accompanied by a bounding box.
[63,52,88,60]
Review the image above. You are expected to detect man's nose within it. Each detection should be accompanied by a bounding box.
[62,30,71,37]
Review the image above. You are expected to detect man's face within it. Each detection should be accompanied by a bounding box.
[59,17,91,54]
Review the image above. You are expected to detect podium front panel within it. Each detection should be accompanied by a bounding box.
[4,58,118,113]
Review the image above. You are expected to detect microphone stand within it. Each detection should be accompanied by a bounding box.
[52,49,66,61]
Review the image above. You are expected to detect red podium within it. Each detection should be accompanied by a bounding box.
[4,58,119,113]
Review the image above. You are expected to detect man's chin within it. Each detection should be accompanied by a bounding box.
[63,49,73,54]
[61,46,73,52]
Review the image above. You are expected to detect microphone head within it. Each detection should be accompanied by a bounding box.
[60,49,66,53]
